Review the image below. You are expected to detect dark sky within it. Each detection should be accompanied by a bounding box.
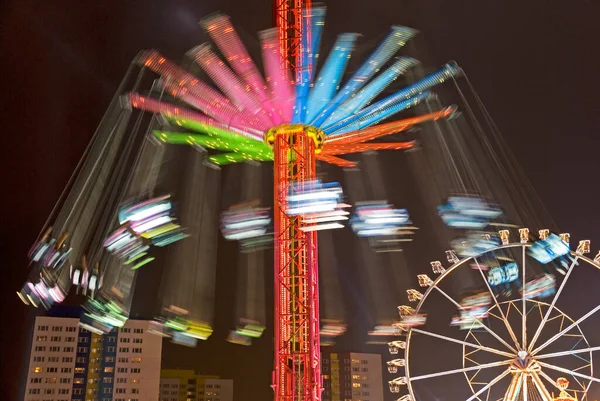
[2,1,600,400]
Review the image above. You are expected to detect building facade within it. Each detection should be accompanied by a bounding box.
[321,352,383,401]
[159,370,233,401]
[24,315,162,401]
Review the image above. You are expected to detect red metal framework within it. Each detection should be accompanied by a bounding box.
[272,127,321,401]
[274,0,309,74]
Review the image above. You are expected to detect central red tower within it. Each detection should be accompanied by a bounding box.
[271,126,321,401]
[272,2,322,401]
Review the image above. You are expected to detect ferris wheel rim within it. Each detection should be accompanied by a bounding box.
[401,241,600,401]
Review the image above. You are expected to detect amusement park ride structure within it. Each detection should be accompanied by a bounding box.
[19,0,600,400]
[136,2,455,401]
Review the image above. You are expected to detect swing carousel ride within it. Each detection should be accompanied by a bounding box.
[18,1,600,401]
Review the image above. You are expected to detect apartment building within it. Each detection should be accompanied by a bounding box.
[321,352,383,401]
[24,315,162,401]
[160,369,233,401]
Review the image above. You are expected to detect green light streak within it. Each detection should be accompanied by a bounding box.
[153,130,274,165]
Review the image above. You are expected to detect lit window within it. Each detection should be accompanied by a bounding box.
[75,367,86,374]
[45,377,57,384]
[131,378,140,384]
[74,378,84,384]
[352,383,361,388]
[104,367,114,373]
[132,357,142,363]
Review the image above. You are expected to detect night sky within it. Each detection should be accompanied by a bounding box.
[2,1,600,400]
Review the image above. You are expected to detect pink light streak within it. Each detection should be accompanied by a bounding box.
[200,14,281,124]
[260,29,295,122]
[188,44,274,126]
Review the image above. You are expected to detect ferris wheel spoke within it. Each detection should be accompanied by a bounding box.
[538,370,561,391]
[528,257,579,352]
[466,369,511,401]
[473,258,521,350]
[532,303,600,356]
[410,360,511,382]
[521,245,527,349]
[411,328,514,358]
[530,372,555,401]
[535,345,600,360]
[537,361,600,384]
[523,369,528,401]
[434,285,518,353]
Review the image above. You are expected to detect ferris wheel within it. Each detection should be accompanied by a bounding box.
[388,230,600,401]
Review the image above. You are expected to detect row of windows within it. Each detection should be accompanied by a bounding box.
[117,347,143,353]
[32,356,73,363]
[27,389,70,395]
[29,377,71,384]
[35,335,76,342]
[33,346,74,353]
[119,337,144,343]
[115,388,140,394]
[37,326,77,332]
[119,327,144,334]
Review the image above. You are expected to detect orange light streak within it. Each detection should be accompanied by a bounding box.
[322,141,416,155]
[324,107,455,146]
[315,154,357,167]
